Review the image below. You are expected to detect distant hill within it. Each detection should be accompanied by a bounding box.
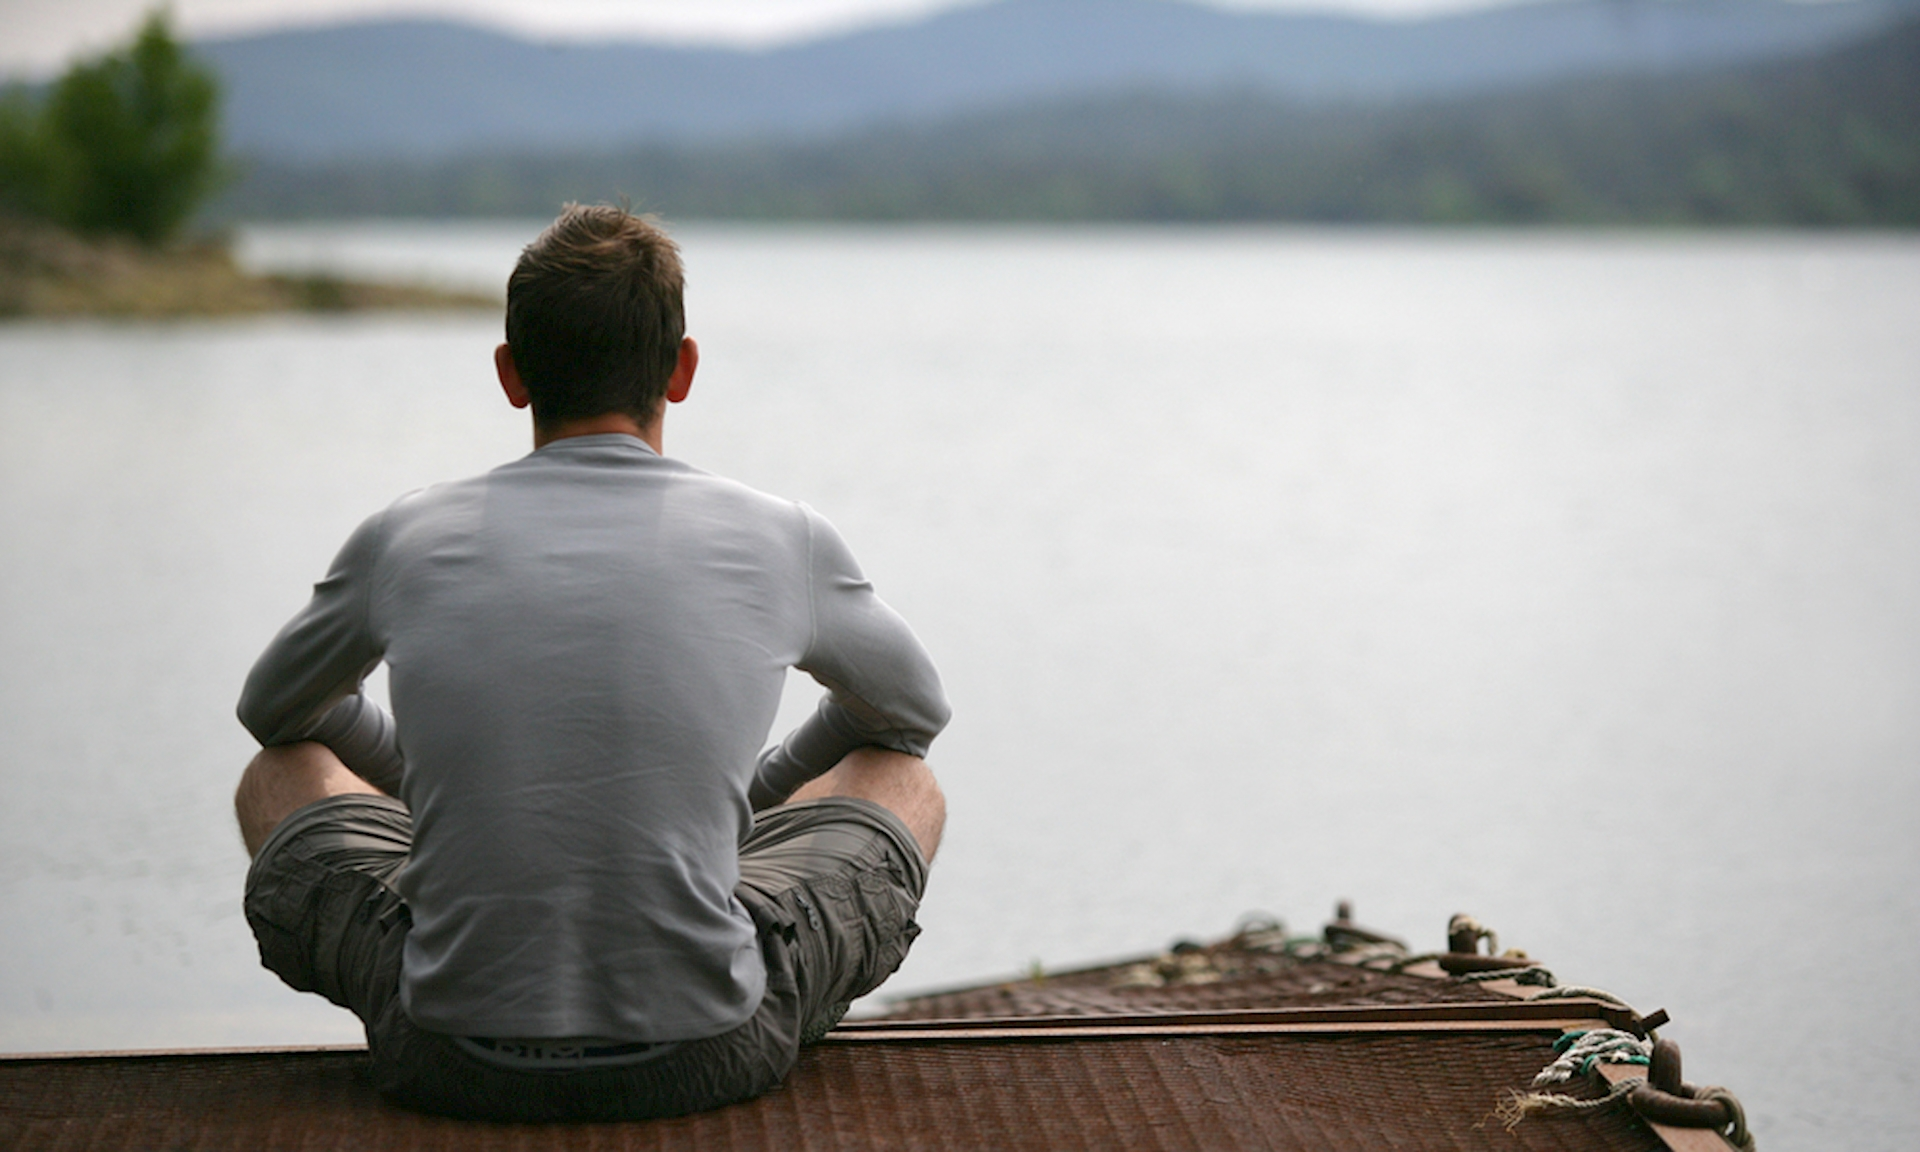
[192,0,1918,161]
[216,14,1920,226]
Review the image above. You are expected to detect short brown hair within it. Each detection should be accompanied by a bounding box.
[504,205,685,430]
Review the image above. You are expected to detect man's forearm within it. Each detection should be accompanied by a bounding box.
[749,691,943,811]
[749,700,861,809]
[300,694,405,795]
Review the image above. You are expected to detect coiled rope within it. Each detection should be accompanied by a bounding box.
[1532,1029,1652,1085]
[1498,1031,1652,1135]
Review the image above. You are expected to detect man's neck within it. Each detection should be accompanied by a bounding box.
[533,412,664,454]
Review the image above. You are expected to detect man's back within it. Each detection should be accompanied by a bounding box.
[234,205,947,1121]
[239,433,946,1043]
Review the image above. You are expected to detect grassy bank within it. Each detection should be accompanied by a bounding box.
[0,214,496,319]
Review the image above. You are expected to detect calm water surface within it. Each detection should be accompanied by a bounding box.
[2,223,1916,1150]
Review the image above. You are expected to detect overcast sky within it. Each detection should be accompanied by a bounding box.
[0,0,1586,77]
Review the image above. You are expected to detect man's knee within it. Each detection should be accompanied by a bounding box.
[879,754,945,860]
[789,748,945,862]
[235,742,379,857]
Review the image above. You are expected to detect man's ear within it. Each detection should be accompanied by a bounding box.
[496,343,532,410]
[666,337,698,404]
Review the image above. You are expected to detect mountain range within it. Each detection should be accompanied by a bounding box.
[217,13,1920,226]
[194,0,1919,161]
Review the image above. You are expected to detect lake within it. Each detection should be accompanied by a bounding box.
[2,222,1916,1150]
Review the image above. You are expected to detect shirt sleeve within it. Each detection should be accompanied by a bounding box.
[236,509,403,792]
[748,506,951,811]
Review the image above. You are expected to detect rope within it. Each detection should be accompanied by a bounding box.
[1344,942,1412,969]
[1494,1075,1642,1130]
[1503,1052,1758,1151]
[1282,938,1330,960]
[1532,1029,1652,1086]
[1230,913,1286,939]
[1527,984,1637,1011]
[1455,965,1558,987]
[1695,1086,1756,1152]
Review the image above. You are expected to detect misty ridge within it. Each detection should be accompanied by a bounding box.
[199,0,1920,225]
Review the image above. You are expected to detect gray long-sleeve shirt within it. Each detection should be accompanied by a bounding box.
[238,434,948,1043]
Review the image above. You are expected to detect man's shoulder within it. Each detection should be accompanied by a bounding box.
[375,472,487,524]
[374,441,812,537]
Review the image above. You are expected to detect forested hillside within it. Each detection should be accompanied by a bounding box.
[216,17,1919,225]
[190,0,1914,160]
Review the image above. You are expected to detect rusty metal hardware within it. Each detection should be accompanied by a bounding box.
[1323,900,1408,950]
[1438,952,1540,975]
[1625,1038,1753,1149]
[1441,912,1534,975]
[834,999,1642,1040]
[1448,913,1490,956]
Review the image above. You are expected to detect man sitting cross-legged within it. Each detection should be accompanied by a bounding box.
[234,204,949,1122]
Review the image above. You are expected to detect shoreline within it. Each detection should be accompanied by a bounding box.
[1,216,498,320]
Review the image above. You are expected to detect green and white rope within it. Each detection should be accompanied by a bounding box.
[1532,1029,1652,1086]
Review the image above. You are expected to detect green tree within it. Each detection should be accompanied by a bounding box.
[0,88,55,218]
[7,10,225,244]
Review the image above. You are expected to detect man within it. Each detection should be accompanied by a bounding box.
[233,205,949,1122]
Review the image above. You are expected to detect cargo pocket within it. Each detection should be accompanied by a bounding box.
[244,848,333,994]
[740,884,801,1003]
[245,843,393,1012]
[851,867,920,997]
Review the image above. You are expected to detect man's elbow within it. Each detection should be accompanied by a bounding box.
[919,682,953,744]
[235,680,299,748]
